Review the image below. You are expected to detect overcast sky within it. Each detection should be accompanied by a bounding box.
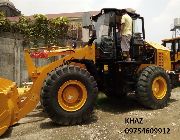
[11,0,180,43]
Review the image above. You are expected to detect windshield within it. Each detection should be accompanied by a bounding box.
[133,18,143,38]
[93,13,114,44]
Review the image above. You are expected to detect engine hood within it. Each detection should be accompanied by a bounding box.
[145,41,170,51]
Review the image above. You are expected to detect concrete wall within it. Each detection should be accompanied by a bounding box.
[0,36,15,81]
[0,33,25,85]
[0,33,53,86]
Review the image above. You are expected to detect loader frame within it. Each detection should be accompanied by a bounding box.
[0,44,95,135]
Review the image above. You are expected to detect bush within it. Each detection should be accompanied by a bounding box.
[0,12,73,47]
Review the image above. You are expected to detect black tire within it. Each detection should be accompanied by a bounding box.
[40,65,98,125]
[136,66,171,109]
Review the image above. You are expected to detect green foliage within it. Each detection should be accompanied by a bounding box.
[0,12,6,26]
[0,13,70,47]
[0,11,11,32]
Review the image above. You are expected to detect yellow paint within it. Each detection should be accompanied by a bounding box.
[145,41,171,71]
[146,41,170,51]
[104,65,108,71]
[58,80,87,112]
[0,77,19,135]
[156,50,171,71]
[152,76,167,99]
[0,93,11,136]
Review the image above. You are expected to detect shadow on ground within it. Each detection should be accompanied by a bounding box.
[96,93,178,114]
[1,128,13,139]
[39,114,98,129]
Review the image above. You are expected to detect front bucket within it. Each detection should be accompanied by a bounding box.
[0,78,17,136]
[0,93,11,136]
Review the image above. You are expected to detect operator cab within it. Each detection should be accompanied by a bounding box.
[89,8,146,62]
[162,37,180,62]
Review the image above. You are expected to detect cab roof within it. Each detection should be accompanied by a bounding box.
[162,37,180,43]
[92,8,140,21]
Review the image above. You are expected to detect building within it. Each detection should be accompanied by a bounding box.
[0,0,21,17]
[48,11,98,40]
[8,11,98,40]
[1,0,98,40]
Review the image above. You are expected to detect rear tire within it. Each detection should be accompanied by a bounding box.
[41,65,98,125]
[136,66,171,109]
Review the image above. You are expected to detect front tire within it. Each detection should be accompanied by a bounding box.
[41,65,98,125]
[136,66,171,109]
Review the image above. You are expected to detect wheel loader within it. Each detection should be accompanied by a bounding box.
[0,8,180,136]
[162,37,180,87]
[162,37,180,70]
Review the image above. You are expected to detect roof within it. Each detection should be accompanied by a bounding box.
[92,8,140,21]
[0,0,21,15]
[7,11,99,22]
[0,0,15,8]
[162,37,180,42]
[46,11,99,19]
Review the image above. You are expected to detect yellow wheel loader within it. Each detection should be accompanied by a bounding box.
[162,37,180,87]
[0,8,180,136]
[162,37,180,70]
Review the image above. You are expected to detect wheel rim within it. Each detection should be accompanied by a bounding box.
[58,80,87,112]
[152,76,167,99]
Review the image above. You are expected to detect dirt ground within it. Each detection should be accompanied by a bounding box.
[1,88,180,140]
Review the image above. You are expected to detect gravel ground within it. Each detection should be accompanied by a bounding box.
[1,88,180,140]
